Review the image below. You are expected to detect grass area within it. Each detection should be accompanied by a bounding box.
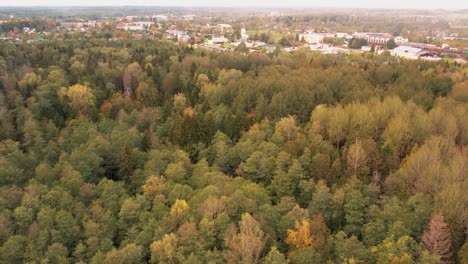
[246,29,287,41]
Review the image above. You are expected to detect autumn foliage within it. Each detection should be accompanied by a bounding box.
[286,214,330,253]
[423,213,453,263]
[286,220,313,251]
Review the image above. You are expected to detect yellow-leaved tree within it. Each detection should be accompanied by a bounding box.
[285,220,313,251]
[59,84,95,117]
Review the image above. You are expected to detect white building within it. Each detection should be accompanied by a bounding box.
[299,33,325,44]
[208,37,229,44]
[366,33,393,45]
[394,36,409,44]
[118,22,154,31]
[241,28,249,41]
[391,46,421,59]
[353,32,407,45]
[121,26,144,31]
[390,46,435,60]
[306,44,343,54]
[60,21,96,32]
[336,32,352,39]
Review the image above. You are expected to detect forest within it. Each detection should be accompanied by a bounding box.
[0,37,467,264]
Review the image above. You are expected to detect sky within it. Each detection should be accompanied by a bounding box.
[0,0,466,9]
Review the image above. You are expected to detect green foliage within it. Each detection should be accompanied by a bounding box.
[386,38,397,49]
[371,235,419,264]
[343,189,368,237]
[104,243,143,264]
[288,246,323,264]
[333,231,368,263]
[0,36,465,264]
[264,246,288,264]
[348,38,368,49]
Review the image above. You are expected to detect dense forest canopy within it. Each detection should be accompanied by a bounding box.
[0,37,467,264]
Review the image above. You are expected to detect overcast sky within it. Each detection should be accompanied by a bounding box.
[0,0,466,9]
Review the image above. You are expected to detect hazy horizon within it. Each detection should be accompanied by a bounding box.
[0,0,467,10]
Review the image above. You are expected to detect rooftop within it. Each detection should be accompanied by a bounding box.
[393,46,422,54]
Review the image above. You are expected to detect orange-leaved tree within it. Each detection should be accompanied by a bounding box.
[422,212,453,263]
